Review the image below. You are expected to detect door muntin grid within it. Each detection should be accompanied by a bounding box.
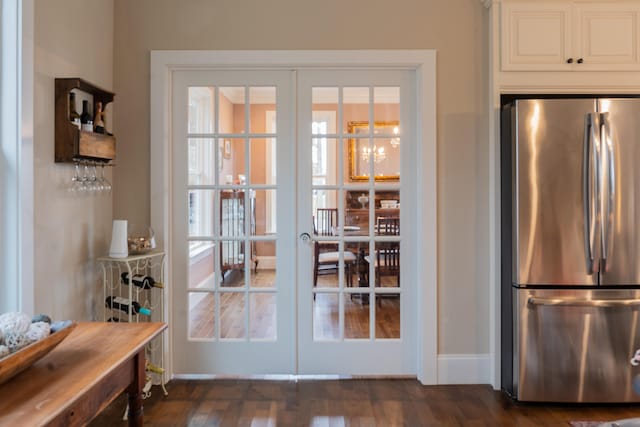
[310,85,401,342]
[186,84,279,342]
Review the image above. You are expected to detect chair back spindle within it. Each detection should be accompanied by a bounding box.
[315,208,338,236]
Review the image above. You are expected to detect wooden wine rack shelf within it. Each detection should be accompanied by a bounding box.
[54,78,116,163]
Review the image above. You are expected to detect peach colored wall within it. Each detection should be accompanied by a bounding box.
[218,102,401,258]
[230,104,274,256]
[312,103,400,181]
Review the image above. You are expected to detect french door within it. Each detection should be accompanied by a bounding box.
[297,70,416,374]
[171,67,416,376]
[171,70,296,374]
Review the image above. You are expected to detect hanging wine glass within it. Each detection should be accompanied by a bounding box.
[96,163,105,193]
[81,163,92,192]
[69,162,84,193]
[90,164,102,192]
[100,163,112,193]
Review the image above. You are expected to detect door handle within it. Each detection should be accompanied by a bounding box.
[582,113,601,275]
[600,112,615,272]
[299,232,311,242]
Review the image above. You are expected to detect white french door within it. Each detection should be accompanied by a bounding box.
[297,70,416,374]
[171,70,296,374]
[170,66,417,377]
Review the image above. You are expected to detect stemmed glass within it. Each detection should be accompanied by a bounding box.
[90,164,102,192]
[70,161,112,194]
[70,163,84,193]
[99,163,112,193]
[82,164,93,192]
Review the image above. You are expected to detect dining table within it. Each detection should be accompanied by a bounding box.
[332,215,399,301]
[331,225,373,300]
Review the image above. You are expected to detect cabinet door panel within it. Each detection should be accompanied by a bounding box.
[575,3,640,70]
[501,2,573,71]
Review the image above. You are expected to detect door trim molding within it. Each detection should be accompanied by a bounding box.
[150,50,437,384]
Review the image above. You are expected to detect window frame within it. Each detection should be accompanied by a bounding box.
[0,0,34,314]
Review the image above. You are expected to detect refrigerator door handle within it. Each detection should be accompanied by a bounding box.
[600,112,615,272]
[582,113,601,274]
[528,296,640,308]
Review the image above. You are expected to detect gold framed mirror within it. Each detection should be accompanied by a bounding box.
[348,121,400,181]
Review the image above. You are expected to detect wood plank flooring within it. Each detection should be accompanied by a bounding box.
[89,379,640,426]
[189,270,400,340]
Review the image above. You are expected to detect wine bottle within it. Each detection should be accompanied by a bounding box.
[94,101,105,134]
[69,92,81,129]
[105,296,151,316]
[121,272,164,289]
[80,100,93,132]
[146,361,165,374]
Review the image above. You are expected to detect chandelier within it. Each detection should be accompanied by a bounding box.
[361,145,386,163]
[390,126,400,148]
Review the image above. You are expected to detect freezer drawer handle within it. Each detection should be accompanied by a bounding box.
[528,297,640,308]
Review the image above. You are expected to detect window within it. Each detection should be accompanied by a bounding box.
[265,111,277,234]
[187,87,215,255]
[311,111,336,213]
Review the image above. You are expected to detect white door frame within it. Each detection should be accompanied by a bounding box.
[150,50,437,384]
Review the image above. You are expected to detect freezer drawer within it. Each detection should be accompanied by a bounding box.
[513,288,640,402]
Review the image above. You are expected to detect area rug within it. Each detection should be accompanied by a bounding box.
[570,419,640,427]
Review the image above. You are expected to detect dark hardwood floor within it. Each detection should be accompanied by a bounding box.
[188,270,401,341]
[89,379,640,426]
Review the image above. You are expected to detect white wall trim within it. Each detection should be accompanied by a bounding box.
[151,50,437,384]
[438,354,492,385]
[20,0,34,315]
[488,0,501,391]
[255,256,276,270]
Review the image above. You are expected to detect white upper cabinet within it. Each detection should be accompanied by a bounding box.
[501,1,640,71]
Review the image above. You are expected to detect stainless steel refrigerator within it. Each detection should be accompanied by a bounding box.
[501,97,640,402]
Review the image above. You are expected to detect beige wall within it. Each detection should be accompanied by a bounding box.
[34,0,114,321]
[113,0,490,355]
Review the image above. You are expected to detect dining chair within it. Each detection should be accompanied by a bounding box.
[313,208,356,289]
[366,216,400,305]
[376,216,400,235]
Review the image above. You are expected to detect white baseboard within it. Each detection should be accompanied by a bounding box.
[437,353,492,385]
[255,256,276,270]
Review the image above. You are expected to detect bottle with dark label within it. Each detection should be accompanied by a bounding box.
[105,296,151,316]
[69,92,81,129]
[80,100,93,132]
[121,272,164,289]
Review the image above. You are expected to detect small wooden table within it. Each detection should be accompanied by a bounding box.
[0,321,166,427]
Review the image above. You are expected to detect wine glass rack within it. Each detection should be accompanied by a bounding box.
[98,251,167,396]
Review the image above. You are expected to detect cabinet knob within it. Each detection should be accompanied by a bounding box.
[566,58,574,64]
[577,58,584,64]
